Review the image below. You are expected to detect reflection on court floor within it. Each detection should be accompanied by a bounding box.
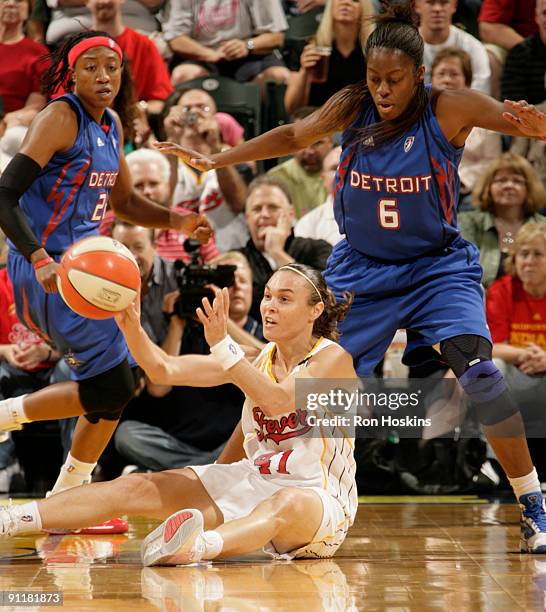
[0,502,545,610]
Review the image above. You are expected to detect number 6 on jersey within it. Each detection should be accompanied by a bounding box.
[378,198,400,229]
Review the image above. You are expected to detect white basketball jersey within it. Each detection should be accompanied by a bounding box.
[173,162,249,252]
[241,337,358,524]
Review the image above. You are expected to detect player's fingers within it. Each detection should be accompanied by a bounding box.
[153,141,178,149]
[223,287,230,319]
[213,287,223,314]
[502,112,521,125]
[202,296,214,317]
[196,307,207,326]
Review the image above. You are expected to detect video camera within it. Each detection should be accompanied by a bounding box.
[173,239,236,319]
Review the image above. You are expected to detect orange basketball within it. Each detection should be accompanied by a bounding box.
[57,236,141,320]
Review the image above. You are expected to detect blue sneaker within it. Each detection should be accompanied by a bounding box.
[520,492,546,553]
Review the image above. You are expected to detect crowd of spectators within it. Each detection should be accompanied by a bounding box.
[1,0,546,493]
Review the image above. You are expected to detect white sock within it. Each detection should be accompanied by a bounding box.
[50,452,96,495]
[0,395,30,428]
[199,530,224,560]
[1,502,42,535]
[509,468,542,501]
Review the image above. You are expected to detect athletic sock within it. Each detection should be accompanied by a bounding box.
[0,395,30,428]
[50,452,96,495]
[199,530,224,560]
[0,501,42,536]
[509,467,542,501]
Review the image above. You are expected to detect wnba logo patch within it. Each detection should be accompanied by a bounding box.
[404,136,415,152]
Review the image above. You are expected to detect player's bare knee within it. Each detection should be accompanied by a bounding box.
[116,472,155,499]
[270,488,307,521]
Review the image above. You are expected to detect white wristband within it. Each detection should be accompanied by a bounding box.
[210,335,245,370]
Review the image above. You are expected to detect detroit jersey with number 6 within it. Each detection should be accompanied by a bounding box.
[14,93,119,256]
[334,85,463,261]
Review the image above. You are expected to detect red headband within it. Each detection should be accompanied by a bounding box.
[68,36,123,68]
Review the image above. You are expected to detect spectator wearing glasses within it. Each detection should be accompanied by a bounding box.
[163,88,249,252]
[459,153,546,288]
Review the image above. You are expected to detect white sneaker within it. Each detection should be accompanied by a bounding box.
[141,509,205,567]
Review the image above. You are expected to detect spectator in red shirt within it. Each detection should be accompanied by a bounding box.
[478,0,538,98]
[0,0,48,168]
[87,0,173,115]
[487,222,546,373]
[486,222,546,465]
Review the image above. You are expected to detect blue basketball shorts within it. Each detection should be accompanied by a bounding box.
[323,237,491,377]
[8,250,135,380]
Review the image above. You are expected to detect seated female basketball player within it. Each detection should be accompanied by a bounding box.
[0,263,358,566]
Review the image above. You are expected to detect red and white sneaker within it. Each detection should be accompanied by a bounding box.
[141,509,204,567]
[46,517,128,535]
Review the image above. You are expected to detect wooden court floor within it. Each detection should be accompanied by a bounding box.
[0,498,544,611]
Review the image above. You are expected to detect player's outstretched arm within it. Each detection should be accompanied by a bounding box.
[437,88,546,142]
[0,102,78,292]
[115,299,231,387]
[197,288,357,416]
[153,87,360,172]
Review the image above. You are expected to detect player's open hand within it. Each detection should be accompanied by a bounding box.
[196,287,229,347]
[153,141,216,171]
[503,100,546,139]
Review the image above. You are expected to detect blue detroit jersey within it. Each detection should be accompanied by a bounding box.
[334,86,464,261]
[13,93,120,255]
[6,93,133,379]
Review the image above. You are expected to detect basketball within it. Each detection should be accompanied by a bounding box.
[57,236,141,320]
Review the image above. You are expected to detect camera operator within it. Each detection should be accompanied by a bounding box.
[110,227,263,471]
[163,88,250,252]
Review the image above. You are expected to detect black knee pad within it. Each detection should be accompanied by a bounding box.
[78,361,139,423]
[439,334,492,378]
[441,336,519,426]
[458,360,519,426]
